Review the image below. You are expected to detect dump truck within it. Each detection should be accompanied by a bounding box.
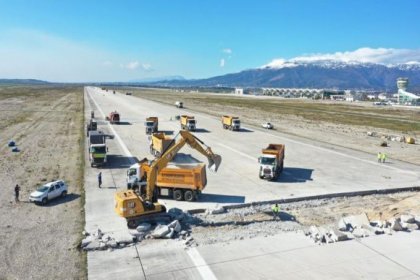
[149,133,174,157]
[116,130,222,228]
[222,115,241,131]
[180,115,196,131]
[258,144,285,180]
[86,119,98,137]
[89,131,107,167]
[106,111,120,124]
[145,117,158,134]
[127,161,207,202]
[175,101,183,108]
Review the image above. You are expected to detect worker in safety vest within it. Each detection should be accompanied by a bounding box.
[381,153,387,163]
[377,152,382,163]
[272,204,280,220]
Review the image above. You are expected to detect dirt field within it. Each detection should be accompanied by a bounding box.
[125,87,420,164]
[0,86,85,279]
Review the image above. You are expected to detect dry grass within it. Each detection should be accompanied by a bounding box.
[125,87,420,133]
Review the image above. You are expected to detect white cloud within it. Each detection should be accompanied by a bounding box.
[263,47,420,68]
[142,63,152,71]
[222,48,232,54]
[220,58,225,67]
[125,61,139,70]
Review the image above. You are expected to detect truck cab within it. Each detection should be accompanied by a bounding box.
[232,119,241,130]
[89,144,107,167]
[145,117,158,134]
[185,118,196,131]
[181,115,196,131]
[258,154,278,180]
[258,144,285,180]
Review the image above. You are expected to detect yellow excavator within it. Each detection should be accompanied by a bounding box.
[114,130,222,228]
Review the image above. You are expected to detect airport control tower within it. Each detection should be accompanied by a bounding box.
[397,77,420,105]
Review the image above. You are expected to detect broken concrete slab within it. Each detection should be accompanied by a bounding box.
[352,228,369,238]
[337,218,348,231]
[168,208,185,220]
[344,213,370,229]
[330,229,349,242]
[101,234,111,242]
[81,236,94,248]
[83,240,101,251]
[390,218,405,231]
[168,220,182,233]
[113,232,135,244]
[402,222,418,231]
[107,240,118,248]
[164,228,175,239]
[92,228,103,238]
[152,225,171,238]
[136,223,151,232]
[400,214,415,224]
[207,205,225,215]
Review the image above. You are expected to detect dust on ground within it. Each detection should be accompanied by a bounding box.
[0,86,85,279]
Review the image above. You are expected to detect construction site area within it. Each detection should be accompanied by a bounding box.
[1,86,420,279]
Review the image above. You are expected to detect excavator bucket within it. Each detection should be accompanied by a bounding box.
[208,154,222,173]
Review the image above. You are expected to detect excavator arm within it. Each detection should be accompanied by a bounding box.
[144,130,222,206]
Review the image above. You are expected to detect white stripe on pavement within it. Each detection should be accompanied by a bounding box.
[187,248,218,280]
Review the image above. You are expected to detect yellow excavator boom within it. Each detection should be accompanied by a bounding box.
[144,130,221,206]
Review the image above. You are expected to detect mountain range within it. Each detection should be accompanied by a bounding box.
[150,61,420,92]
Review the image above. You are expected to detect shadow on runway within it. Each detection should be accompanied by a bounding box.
[239,128,253,132]
[199,193,245,203]
[103,155,139,169]
[194,128,211,133]
[276,167,314,183]
[40,193,81,207]
[116,121,131,125]
[158,130,174,135]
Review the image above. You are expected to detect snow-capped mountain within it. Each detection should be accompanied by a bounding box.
[153,60,420,91]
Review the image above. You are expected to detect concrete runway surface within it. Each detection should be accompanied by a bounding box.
[84,87,420,280]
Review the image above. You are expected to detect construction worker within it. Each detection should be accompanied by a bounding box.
[98,172,102,188]
[377,152,382,163]
[14,184,20,202]
[381,153,387,163]
[272,203,280,220]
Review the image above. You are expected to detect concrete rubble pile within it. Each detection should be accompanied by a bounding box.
[80,228,135,252]
[306,213,420,244]
[366,131,416,144]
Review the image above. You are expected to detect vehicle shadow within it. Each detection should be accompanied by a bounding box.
[159,130,174,135]
[42,193,81,207]
[239,128,253,132]
[101,155,139,169]
[194,128,211,133]
[199,193,245,203]
[116,121,131,125]
[262,210,297,222]
[276,167,314,183]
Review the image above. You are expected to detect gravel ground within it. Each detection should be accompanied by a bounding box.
[0,86,85,279]
[169,191,420,246]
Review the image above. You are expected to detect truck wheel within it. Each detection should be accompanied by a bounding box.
[41,198,47,205]
[184,190,194,202]
[173,190,183,201]
[259,175,264,179]
[127,220,137,229]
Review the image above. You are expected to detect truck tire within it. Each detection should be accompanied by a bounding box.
[259,174,264,179]
[173,190,183,201]
[184,190,194,202]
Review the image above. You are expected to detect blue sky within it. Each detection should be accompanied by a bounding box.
[0,0,419,82]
